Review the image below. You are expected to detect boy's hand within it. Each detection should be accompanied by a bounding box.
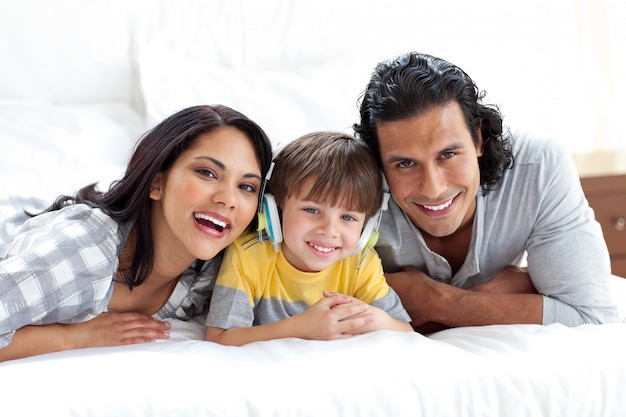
[295,292,374,340]
[323,291,413,334]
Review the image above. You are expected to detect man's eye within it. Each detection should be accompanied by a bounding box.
[441,151,456,159]
[398,160,413,168]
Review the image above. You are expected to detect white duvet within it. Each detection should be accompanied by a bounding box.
[2,312,626,417]
[1,187,626,416]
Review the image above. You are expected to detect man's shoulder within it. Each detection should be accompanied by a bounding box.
[510,130,569,167]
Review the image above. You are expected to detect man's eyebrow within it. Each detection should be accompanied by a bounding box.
[383,141,466,164]
[195,156,262,181]
[440,141,465,153]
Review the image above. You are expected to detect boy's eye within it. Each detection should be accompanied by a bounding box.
[304,207,319,214]
[341,214,357,222]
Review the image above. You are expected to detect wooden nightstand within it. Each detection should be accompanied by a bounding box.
[580,174,626,278]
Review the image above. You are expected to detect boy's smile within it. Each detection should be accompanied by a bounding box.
[279,180,366,272]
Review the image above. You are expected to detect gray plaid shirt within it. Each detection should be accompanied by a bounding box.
[0,200,219,348]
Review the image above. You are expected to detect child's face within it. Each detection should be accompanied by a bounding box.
[279,180,367,272]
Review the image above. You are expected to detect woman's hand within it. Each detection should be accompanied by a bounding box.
[70,311,172,348]
[0,312,171,362]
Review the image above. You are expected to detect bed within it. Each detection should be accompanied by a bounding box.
[2,1,626,416]
[2,310,626,416]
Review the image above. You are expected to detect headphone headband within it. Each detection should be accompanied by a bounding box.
[256,139,390,268]
[259,181,390,268]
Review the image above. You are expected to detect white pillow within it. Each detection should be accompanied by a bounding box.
[0,100,145,200]
[138,45,375,144]
[0,1,133,104]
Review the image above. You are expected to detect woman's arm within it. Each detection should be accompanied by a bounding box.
[0,312,171,362]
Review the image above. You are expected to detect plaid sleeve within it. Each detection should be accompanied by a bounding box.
[0,204,120,348]
[154,252,223,321]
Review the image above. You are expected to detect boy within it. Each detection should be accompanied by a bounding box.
[205,132,412,345]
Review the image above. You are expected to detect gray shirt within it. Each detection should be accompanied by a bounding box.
[375,132,618,326]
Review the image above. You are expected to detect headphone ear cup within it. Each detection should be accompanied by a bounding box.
[353,214,378,256]
[355,183,390,268]
[256,212,267,232]
[262,193,283,245]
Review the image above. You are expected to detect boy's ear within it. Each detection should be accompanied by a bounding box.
[149,172,163,200]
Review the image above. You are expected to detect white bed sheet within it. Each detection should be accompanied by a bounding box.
[2,308,626,417]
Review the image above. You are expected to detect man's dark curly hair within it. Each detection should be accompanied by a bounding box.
[354,52,513,194]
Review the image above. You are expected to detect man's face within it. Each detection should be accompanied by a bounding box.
[375,101,483,238]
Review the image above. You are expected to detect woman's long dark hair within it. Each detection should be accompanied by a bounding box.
[39,105,273,289]
[354,52,513,194]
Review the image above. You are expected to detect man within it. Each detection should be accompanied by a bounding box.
[354,51,618,332]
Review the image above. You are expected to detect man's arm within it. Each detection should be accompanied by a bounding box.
[386,266,542,332]
[522,139,617,325]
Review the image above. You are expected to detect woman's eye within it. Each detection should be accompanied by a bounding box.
[197,169,217,179]
[239,183,257,193]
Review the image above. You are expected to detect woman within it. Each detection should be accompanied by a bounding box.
[0,105,273,361]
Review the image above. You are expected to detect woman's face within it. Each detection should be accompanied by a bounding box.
[149,127,263,267]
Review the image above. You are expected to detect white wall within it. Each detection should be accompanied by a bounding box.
[136,0,626,155]
[1,0,624,166]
